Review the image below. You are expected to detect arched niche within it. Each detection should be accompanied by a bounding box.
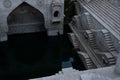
[7,2,46,34]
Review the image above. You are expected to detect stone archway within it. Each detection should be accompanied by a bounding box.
[7,2,46,35]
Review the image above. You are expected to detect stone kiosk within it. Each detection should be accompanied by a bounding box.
[0,0,64,41]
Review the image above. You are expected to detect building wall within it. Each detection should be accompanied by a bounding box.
[0,0,64,41]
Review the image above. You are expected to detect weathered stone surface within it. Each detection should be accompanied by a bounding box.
[108,0,120,8]
[84,0,91,3]
[0,0,64,41]
[68,0,120,70]
[81,73,112,80]
[115,54,120,74]
[29,66,120,80]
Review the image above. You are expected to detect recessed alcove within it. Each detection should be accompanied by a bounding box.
[7,2,46,35]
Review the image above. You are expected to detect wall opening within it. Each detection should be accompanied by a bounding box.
[54,11,59,17]
[7,2,46,35]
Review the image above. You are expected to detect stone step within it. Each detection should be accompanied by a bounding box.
[79,0,120,40]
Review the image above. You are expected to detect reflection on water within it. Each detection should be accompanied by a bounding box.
[0,31,85,79]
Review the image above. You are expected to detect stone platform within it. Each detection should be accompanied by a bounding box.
[29,66,120,80]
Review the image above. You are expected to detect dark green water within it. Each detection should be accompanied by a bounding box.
[0,31,72,79]
[0,27,85,79]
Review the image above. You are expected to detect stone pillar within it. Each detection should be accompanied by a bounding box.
[115,53,120,74]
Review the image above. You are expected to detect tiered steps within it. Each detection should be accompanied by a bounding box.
[68,33,79,49]
[78,0,120,40]
[86,30,98,49]
[78,52,96,69]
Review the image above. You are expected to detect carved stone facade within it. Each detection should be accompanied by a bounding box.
[0,0,64,41]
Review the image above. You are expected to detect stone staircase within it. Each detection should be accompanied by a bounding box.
[78,51,96,69]
[68,33,79,49]
[78,0,120,40]
[101,29,116,52]
[86,30,98,50]
[86,12,95,29]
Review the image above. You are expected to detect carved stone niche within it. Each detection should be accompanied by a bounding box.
[51,0,62,23]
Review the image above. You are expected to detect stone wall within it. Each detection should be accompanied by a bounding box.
[0,0,64,41]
